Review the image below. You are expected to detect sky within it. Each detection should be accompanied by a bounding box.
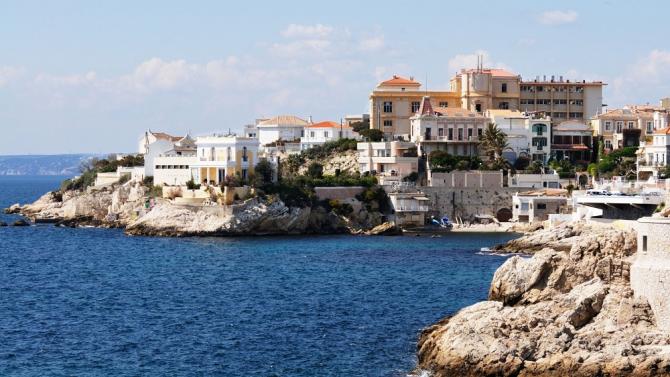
[1,0,670,154]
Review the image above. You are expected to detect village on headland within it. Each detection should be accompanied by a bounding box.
[6,64,670,237]
[8,64,670,375]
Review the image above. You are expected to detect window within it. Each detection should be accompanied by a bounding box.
[501,83,507,93]
[604,121,612,131]
[647,121,653,133]
[448,128,453,140]
[438,101,448,107]
[498,102,509,109]
[569,112,583,118]
[475,103,482,112]
[532,123,547,135]
[383,120,393,127]
[438,128,444,137]
[468,128,473,139]
[383,101,392,113]
[643,235,648,252]
[458,128,463,141]
[324,131,329,138]
[536,99,551,105]
[628,121,634,129]
[536,203,547,210]
[411,101,420,113]
[478,129,483,137]
[227,146,231,161]
[569,99,583,106]
[553,99,567,105]
[520,99,535,105]
[616,121,623,133]
[242,146,248,162]
[242,169,248,180]
[310,131,315,137]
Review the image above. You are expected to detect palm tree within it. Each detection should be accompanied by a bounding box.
[481,123,510,161]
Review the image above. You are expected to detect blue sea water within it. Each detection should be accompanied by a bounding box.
[0,176,518,376]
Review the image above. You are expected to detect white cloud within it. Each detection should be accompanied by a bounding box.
[280,23,333,39]
[358,36,384,52]
[0,66,25,87]
[269,39,333,57]
[538,10,578,25]
[607,49,670,106]
[447,50,512,75]
[34,71,97,87]
[125,58,199,91]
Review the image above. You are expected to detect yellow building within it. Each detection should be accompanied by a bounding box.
[369,75,460,139]
[370,69,605,138]
[192,135,260,185]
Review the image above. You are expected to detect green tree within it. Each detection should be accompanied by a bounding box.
[359,128,384,142]
[307,162,324,179]
[254,159,274,187]
[350,119,370,133]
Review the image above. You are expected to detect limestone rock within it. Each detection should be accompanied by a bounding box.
[365,222,402,236]
[416,222,670,376]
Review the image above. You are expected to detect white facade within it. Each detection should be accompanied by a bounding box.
[153,156,198,186]
[637,128,670,178]
[192,135,260,185]
[486,109,545,163]
[138,131,195,177]
[508,173,560,188]
[256,115,310,146]
[300,121,358,150]
[357,141,418,182]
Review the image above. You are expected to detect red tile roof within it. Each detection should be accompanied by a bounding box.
[305,121,350,129]
[379,75,421,86]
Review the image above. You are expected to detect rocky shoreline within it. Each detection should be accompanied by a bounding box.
[416,221,670,376]
[4,182,400,237]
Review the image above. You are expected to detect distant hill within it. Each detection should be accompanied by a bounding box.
[0,154,103,176]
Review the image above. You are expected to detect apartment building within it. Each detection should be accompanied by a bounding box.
[637,127,670,179]
[519,76,605,125]
[370,68,604,140]
[357,141,419,184]
[551,121,593,164]
[591,108,652,151]
[410,96,487,157]
[192,135,260,184]
[300,121,358,150]
[369,75,460,139]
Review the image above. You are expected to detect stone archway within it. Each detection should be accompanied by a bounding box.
[496,208,513,222]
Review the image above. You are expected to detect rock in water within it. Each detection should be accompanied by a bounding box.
[416,222,670,376]
[12,219,30,226]
[365,222,402,236]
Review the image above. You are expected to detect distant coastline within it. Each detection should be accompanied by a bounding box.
[0,154,104,176]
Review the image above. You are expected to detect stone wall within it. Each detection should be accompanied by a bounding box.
[631,217,670,330]
[428,170,503,188]
[421,186,516,222]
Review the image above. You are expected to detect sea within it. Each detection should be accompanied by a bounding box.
[0,176,519,376]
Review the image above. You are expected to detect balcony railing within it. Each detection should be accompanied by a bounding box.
[420,135,479,142]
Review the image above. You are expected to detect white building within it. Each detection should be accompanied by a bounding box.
[410,96,487,158]
[637,127,670,179]
[486,109,551,163]
[256,115,310,146]
[300,121,358,150]
[138,131,195,177]
[357,141,419,184]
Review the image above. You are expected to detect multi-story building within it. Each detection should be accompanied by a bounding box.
[256,115,310,146]
[370,69,604,139]
[485,110,552,163]
[591,108,653,151]
[449,68,521,114]
[138,130,195,177]
[191,135,260,185]
[410,96,487,157]
[369,75,460,139]
[551,120,593,164]
[300,121,358,150]
[519,76,605,126]
[637,127,670,179]
[357,141,419,184]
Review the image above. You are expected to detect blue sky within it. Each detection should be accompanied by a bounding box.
[1,0,669,154]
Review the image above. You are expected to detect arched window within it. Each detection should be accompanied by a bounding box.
[242,146,248,162]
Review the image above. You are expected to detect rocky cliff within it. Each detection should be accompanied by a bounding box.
[417,222,670,376]
[6,182,383,236]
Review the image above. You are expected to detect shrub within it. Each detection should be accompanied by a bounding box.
[148,185,163,198]
[185,178,200,190]
[307,162,324,179]
[118,174,131,185]
[358,129,384,142]
[143,176,154,186]
[402,172,419,182]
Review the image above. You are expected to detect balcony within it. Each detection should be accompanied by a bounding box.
[419,135,479,143]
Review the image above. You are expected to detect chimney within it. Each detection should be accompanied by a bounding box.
[559,75,563,82]
[543,75,547,81]
[308,115,313,124]
[410,76,414,81]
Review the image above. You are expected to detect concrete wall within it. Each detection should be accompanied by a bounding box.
[314,186,365,200]
[421,186,516,222]
[631,217,670,330]
[428,170,503,188]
